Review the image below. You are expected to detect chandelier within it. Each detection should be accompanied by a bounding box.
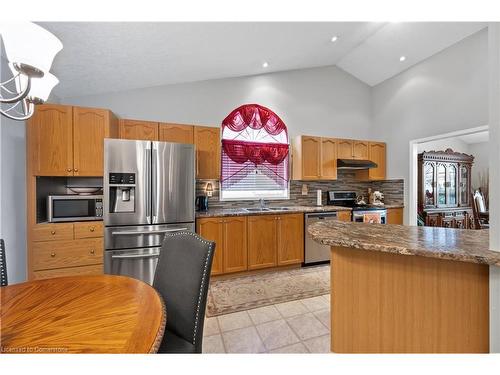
[0,22,62,121]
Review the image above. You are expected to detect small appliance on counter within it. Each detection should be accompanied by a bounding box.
[368,188,385,206]
[47,194,103,222]
[196,195,209,211]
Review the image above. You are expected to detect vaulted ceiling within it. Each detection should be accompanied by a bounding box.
[39,22,487,98]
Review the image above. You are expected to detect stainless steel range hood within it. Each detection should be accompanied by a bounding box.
[337,159,378,170]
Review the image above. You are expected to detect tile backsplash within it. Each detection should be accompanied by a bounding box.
[197,170,404,209]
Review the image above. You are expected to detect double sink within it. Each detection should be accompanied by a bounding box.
[243,207,294,212]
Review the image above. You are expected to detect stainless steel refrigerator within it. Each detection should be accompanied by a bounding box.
[103,139,195,284]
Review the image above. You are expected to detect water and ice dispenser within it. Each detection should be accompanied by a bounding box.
[108,173,136,213]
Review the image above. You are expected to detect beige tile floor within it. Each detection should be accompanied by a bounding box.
[202,294,331,353]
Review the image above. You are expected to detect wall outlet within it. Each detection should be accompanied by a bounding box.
[301,184,308,195]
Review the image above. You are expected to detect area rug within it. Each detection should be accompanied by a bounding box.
[206,265,330,317]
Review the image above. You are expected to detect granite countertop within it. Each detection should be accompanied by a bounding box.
[308,220,500,266]
[195,205,352,218]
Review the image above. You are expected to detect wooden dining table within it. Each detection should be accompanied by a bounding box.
[0,275,166,353]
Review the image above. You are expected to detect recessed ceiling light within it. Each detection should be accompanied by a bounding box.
[331,36,339,43]
[399,56,406,62]
[262,62,269,68]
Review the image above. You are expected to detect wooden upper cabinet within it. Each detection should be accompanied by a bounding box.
[292,135,337,180]
[119,119,158,141]
[353,140,369,160]
[301,136,321,180]
[277,214,304,266]
[159,123,194,144]
[367,142,386,180]
[247,215,277,270]
[196,218,224,275]
[194,126,220,179]
[337,139,354,159]
[73,107,118,176]
[28,104,73,176]
[355,141,387,181]
[320,138,337,180]
[223,216,247,273]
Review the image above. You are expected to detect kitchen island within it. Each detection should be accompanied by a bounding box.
[308,221,499,353]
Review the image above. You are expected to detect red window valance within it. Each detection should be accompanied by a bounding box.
[222,103,288,137]
[222,139,289,166]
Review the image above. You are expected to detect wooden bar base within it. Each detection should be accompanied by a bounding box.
[331,246,489,353]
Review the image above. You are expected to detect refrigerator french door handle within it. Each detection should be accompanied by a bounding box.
[111,254,160,259]
[145,146,152,224]
[111,228,189,236]
[152,146,158,224]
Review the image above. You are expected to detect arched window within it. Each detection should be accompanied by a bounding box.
[220,104,289,200]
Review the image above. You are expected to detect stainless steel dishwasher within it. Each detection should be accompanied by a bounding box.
[304,211,339,265]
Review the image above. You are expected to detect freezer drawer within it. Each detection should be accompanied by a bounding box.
[104,247,160,285]
[105,222,195,250]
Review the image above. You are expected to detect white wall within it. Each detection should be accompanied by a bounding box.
[468,141,489,190]
[0,52,27,284]
[61,65,373,140]
[416,137,470,154]
[371,29,488,222]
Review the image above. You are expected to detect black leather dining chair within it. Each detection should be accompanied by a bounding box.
[1,239,8,287]
[153,231,215,353]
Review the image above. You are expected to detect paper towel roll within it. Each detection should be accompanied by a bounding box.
[316,190,322,206]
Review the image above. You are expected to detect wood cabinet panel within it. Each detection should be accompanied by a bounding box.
[33,264,103,280]
[32,223,74,242]
[353,141,369,160]
[196,218,224,275]
[337,139,354,159]
[73,107,117,176]
[74,221,104,239]
[277,214,304,265]
[159,123,194,144]
[28,104,73,176]
[119,119,158,141]
[355,142,387,181]
[386,208,403,225]
[247,215,277,270]
[32,238,103,271]
[301,136,321,179]
[194,126,220,179]
[320,138,337,180]
[337,211,352,222]
[223,217,248,273]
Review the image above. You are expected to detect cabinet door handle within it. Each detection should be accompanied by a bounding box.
[67,168,72,172]
[74,168,79,172]
[51,230,56,235]
[50,252,56,257]
[90,249,95,255]
[89,227,95,232]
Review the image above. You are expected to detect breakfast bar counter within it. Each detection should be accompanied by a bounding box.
[308,221,496,354]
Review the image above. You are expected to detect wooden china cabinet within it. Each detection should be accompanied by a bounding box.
[418,149,474,229]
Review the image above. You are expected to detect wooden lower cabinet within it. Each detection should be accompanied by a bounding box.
[196,218,224,275]
[33,264,103,280]
[247,215,278,270]
[337,211,352,222]
[196,216,247,275]
[277,214,304,265]
[386,208,404,225]
[223,217,248,273]
[29,221,104,280]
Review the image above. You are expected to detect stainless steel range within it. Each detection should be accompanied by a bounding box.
[327,191,387,223]
[103,139,195,284]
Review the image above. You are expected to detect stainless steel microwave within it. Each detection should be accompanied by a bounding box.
[47,195,103,222]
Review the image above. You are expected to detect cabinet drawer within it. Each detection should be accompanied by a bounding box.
[33,238,103,271]
[33,264,103,280]
[32,223,74,242]
[74,221,103,239]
